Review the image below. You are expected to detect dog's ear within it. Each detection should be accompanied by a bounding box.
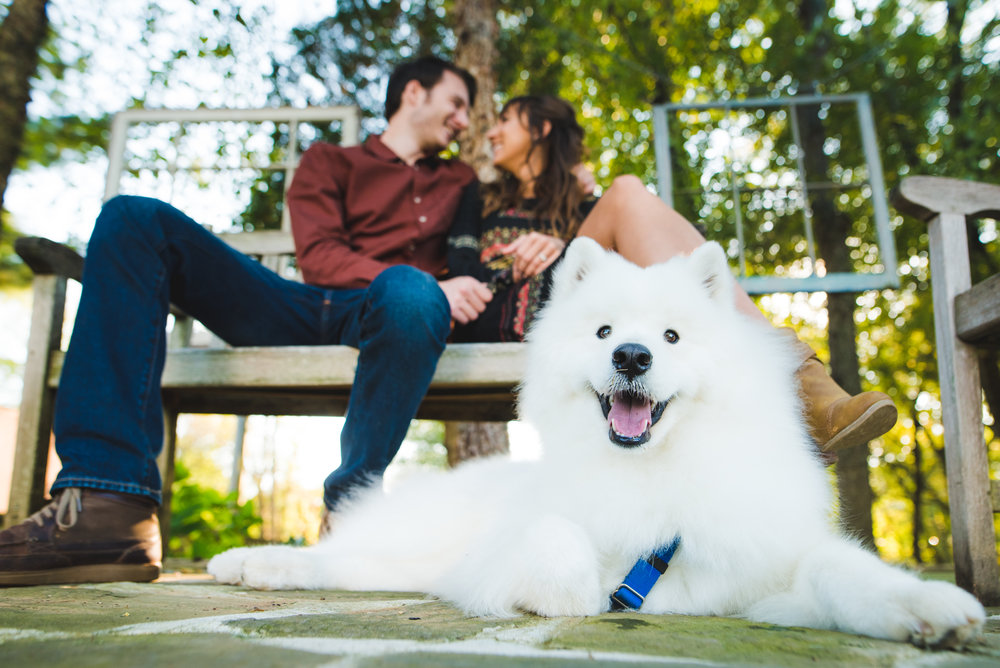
[688,242,733,305]
[549,236,608,300]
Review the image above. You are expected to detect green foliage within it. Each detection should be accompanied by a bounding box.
[17,114,110,169]
[402,420,449,468]
[276,0,451,129]
[168,460,262,561]
[0,216,32,287]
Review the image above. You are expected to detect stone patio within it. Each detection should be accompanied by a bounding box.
[1,562,999,667]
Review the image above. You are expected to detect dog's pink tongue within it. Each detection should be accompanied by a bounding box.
[609,395,652,437]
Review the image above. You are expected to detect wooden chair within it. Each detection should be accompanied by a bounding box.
[893,176,1000,605]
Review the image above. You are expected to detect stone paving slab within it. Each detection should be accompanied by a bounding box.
[1,570,999,667]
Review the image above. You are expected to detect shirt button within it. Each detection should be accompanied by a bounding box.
[418,215,427,223]
[413,196,422,204]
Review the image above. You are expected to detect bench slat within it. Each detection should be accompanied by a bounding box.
[215,230,297,256]
[48,342,525,389]
[46,342,525,422]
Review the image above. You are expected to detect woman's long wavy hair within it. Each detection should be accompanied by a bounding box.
[482,95,586,241]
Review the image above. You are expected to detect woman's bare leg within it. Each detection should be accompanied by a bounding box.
[577,175,766,322]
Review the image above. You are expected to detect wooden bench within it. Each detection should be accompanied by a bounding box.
[3,105,527,533]
[893,176,1000,605]
[5,234,525,531]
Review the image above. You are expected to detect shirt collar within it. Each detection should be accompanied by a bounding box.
[365,134,442,168]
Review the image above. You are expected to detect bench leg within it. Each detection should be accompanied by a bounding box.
[5,275,66,528]
[157,406,179,553]
[928,210,1000,605]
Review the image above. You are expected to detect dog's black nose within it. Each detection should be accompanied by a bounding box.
[612,343,652,378]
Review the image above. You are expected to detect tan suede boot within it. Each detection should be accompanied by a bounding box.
[778,328,897,452]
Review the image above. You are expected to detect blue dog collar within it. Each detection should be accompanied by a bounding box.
[609,535,681,611]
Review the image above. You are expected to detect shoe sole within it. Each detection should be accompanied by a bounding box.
[0,563,160,587]
[822,399,898,452]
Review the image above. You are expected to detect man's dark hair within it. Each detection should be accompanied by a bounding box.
[384,56,477,121]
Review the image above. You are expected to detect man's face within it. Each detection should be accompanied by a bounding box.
[410,70,471,153]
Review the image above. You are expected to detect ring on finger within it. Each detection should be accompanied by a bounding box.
[538,253,548,262]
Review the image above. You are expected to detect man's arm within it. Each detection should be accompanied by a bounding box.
[446,182,490,282]
[288,144,393,288]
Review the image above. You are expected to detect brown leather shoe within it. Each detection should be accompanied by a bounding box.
[0,488,162,586]
[779,328,898,453]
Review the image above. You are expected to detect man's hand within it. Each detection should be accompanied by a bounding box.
[438,276,492,325]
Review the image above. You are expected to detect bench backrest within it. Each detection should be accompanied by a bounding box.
[105,107,361,282]
[104,107,361,344]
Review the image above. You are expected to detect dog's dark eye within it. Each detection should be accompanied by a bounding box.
[664,329,679,343]
[597,325,612,339]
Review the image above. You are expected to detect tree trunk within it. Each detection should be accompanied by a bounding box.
[794,124,876,548]
[792,0,876,550]
[445,0,509,463]
[0,0,49,225]
[828,290,877,550]
[445,421,509,467]
[453,0,499,183]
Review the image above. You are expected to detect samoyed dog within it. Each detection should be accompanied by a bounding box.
[209,238,984,648]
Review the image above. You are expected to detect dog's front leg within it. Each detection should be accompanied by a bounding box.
[511,514,606,617]
[438,514,605,618]
[747,538,985,648]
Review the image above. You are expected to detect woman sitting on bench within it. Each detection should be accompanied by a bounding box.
[446,94,896,455]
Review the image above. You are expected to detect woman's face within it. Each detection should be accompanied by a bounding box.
[486,105,536,175]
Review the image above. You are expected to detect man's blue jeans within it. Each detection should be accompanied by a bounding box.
[51,195,452,510]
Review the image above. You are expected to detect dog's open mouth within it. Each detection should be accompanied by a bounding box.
[597,391,670,447]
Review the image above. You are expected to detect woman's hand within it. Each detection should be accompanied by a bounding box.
[499,232,566,281]
[572,163,596,195]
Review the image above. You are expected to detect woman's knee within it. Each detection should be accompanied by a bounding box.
[603,175,699,233]
[576,176,650,248]
[607,174,646,197]
[605,175,678,212]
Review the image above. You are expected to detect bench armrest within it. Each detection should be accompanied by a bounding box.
[14,236,84,282]
[893,176,1000,220]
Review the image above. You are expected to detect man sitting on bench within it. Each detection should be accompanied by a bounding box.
[0,56,492,586]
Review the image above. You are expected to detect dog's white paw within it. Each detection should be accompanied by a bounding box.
[882,580,985,648]
[208,545,322,590]
[207,547,253,585]
[522,584,605,618]
[241,546,319,590]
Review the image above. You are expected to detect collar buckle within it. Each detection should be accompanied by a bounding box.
[608,535,681,612]
[610,583,645,611]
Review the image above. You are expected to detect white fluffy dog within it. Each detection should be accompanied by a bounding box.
[209,238,985,648]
